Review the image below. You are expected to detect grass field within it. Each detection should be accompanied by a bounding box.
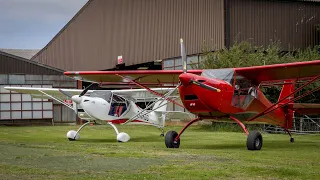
[0,125,320,180]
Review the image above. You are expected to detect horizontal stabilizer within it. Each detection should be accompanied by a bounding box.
[291,103,320,115]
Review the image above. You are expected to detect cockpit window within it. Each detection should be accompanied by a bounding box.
[111,94,127,104]
[235,74,251,90]
[89,91,112,103]
[108,94,129,117]
[232,72,255,109]
[201,68,234,85]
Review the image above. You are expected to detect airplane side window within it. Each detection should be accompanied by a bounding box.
[232,75,254,108]
[109,94,128,117]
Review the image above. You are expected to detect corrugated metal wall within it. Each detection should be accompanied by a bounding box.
[32,0,225,71]
[229,0,320,50]
[0,52,77,124]
[0,52,63,75]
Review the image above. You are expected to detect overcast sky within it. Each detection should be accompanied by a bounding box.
[0,0,88,49]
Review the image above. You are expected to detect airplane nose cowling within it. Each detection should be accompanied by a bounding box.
[179,73,193,86]
[71,95,82,104]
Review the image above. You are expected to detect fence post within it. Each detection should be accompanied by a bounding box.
[299,117,303,133]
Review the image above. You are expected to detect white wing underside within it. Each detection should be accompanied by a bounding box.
[4,86,178,101]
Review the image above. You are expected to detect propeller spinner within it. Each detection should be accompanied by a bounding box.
[59,83,98,104]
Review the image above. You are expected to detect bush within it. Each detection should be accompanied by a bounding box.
[198,41,320,103]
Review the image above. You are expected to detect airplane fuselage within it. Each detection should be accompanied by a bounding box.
[76,95,165,127]
[178,73,289,128]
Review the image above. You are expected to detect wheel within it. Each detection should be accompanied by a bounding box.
[246,131,263,150]
[66,130,80,141]
[290,137,294,143]
[165,131,180,148]
[117,132,130,142]
[160,133,164,137]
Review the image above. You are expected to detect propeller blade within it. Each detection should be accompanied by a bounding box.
[59,89,73,98]
[190,80,221,92]
[180,38,187,73]
[79,83,97,97]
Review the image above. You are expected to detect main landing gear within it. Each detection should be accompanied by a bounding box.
[67,121,91,141]
[66,121,130,142]
[165,116,265,150]
[246,131,263,150]
[165,117,200,148]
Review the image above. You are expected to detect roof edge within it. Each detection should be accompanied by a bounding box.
[0,50,64,73]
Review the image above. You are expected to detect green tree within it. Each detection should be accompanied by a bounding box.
[198,41,320,103]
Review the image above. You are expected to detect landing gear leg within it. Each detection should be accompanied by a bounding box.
[66,121,91,141]
[159,128,164,137]
[230,116,263,150]
[108,122,130,142]
[165,117,200,148]
[285,129,294,143]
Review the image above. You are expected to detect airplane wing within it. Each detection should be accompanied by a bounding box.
[65,60,320,85]
[64,70,203,84]
[234,60,320,85]
[111,88,179,101]
[291,103,320,115]
[4,86,85,100]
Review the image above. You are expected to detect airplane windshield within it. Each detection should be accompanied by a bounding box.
[89,91,112,103]
[201,69,234,85]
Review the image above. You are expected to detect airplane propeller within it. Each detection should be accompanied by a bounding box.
[179,38,221,92]
[59,83,98,104]
[79,83,97,97]
[59,89,73,98]
[180,38,187,74]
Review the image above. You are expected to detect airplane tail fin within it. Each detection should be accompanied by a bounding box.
[278,80,296,129]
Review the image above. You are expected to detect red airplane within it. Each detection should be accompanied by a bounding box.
[64,39,320,150]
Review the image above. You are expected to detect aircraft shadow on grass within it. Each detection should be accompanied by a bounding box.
[78,135,163,143]
[185,139,318,150]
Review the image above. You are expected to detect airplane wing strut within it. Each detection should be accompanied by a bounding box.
[123,83,182,125]
[116,74,184,108]
[39,90,74,110]
[248,74,320,122]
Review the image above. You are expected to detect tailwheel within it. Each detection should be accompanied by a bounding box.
[165,131,180,148]
[246,131,263,150]
[290,137,294,143]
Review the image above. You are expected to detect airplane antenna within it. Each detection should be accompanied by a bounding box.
[180,38,187,73]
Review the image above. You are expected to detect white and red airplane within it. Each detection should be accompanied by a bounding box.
[5,85,191,142]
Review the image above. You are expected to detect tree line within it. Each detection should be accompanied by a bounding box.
[198,41,320,104]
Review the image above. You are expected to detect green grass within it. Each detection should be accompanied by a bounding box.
[0,125,320,180]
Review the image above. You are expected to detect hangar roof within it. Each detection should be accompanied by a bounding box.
[0,49,39,60]
[0,50,63,75]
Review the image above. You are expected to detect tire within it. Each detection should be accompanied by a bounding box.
[246,131,263,150]
[290,137,294,143]
[165,131,180,148]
